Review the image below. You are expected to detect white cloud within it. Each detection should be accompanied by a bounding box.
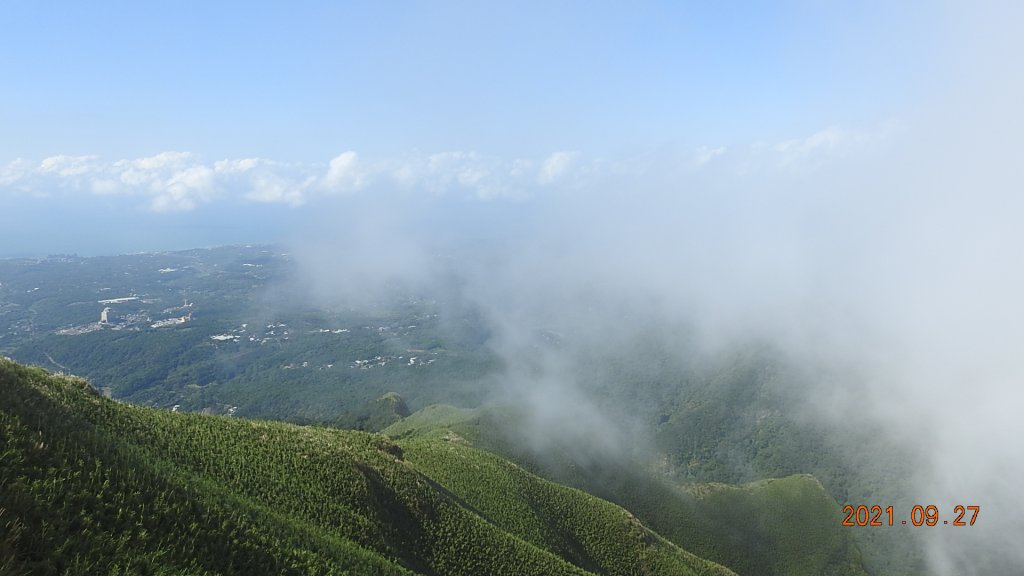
[246,174,314,206]
[539,151,576,184]
[168,165,214,192]
[430,152,489,191]
[1,132,870,211]
[509,158,534,178]
[39,155,98,176]
[149,165,215,212]
[130,151,193,171]
[214,158,264,174]
[768,127,846,168]
[90,179,120,195]
[324,151,364,192]
[694,145,726,165]
[391,151,514,199]
[0,159,30,186]
[117,167,149,188]
[113,152,197,192]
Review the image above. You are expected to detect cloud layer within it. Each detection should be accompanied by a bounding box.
[278,66,1023,575]
[1,133,862,214]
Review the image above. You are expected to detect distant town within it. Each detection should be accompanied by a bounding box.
[57,298,194,335]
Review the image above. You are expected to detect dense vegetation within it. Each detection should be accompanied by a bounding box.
[385,404,868,576]
[1,357,740,575]
[0,247,496,423]
[0,247,921,573]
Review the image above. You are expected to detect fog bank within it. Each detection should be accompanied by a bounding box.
[287,4,1024,573]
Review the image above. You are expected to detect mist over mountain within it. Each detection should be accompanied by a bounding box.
[283,7,1024,572]
[3,2,1023,574]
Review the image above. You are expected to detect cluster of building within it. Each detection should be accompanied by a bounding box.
[57,297,195,335]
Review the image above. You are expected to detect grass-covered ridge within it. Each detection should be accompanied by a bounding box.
[385,403,868,576]
[0,357,735,575]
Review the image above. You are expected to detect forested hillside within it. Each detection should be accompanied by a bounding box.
[0,357,739,576]
[386,404,869,576]
[0,248,914,574]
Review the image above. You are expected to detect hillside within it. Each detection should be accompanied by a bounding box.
[385,404,869,576]
[0,357,735,576]
[0,249,921,574]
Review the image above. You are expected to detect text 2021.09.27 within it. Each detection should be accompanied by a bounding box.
[842,505,979,527]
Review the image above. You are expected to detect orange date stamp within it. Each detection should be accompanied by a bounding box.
[842,504,979,527]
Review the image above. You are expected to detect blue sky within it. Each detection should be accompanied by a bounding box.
[3,2,934,159]
[0,1,953,254]
[7,5,1024,567]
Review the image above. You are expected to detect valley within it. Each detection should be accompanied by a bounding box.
[0,246,924,574]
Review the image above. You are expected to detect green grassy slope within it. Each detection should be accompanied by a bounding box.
[644,351,922,576]
[0,358,734,576]
[385,405,868,576]
[398,438,733,576]
[0,250,918,574]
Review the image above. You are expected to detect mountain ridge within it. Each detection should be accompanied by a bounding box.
[0,357,738,576]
